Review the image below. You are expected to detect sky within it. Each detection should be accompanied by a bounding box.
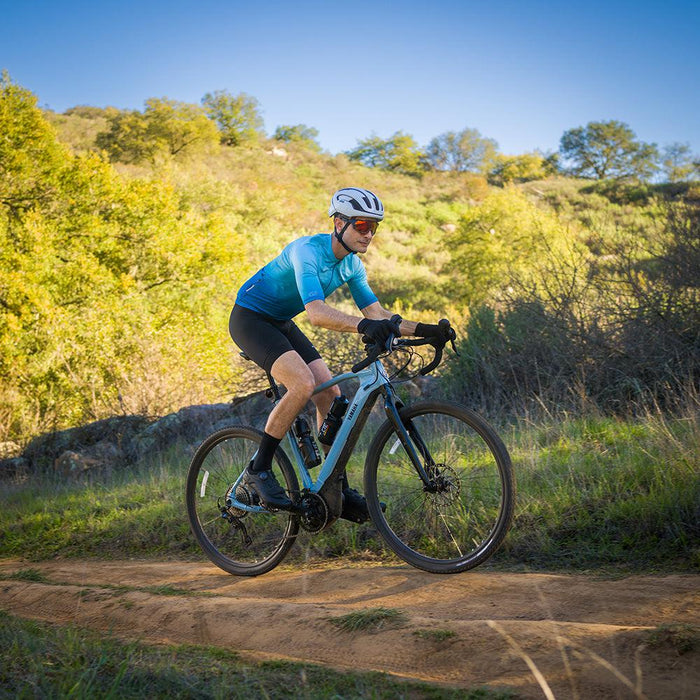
[3,0,700,157]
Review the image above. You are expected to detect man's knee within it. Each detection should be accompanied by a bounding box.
[286,366,316,399]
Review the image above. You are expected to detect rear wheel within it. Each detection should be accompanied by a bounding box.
[186,426,299,576]
[364,401,514,573]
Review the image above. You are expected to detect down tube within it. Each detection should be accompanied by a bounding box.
[311,366,386,492]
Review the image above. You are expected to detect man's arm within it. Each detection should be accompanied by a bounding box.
[304,299,365,332]
[305,299,423,337]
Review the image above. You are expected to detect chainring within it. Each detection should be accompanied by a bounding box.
[298,491,330,533]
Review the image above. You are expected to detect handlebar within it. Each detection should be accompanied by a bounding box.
[351,319,458,375]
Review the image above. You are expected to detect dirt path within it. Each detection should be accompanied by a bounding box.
[0,559,697,698]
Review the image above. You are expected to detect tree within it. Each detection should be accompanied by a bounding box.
[273,124,321,151]
[1,77,246,441]
[559,120,659,180]
[426,128,498,173]
[661,142,698,182]
[201,90,265,146]
[96,98,219,163]
[346,131,424,176]
[0,71,67,212]
[488,152,557,186]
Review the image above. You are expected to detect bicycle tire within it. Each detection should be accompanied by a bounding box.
[186,425,299,576]
[364,400,515,574]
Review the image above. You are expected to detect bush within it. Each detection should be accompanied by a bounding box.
[444,202,700,415]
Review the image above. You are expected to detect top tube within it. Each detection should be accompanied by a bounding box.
[311,372,356,396]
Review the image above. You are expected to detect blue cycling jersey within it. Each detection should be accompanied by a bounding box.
[235,234,378,320]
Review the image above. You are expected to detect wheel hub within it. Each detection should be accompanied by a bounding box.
[222,483,257,519]
[425,464,461,506]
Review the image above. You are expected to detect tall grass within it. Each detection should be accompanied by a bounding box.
[1,412,697,572]
[504,410,700,570]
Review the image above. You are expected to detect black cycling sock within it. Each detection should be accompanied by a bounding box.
[250,432,282,472]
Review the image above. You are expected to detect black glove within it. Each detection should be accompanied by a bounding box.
[357,315,402,348]
[415,319,456,344]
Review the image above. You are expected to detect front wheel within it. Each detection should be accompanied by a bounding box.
[364,401,515,574]
[186,425,299,576]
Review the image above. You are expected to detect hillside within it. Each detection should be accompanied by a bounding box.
[1,78,699,446]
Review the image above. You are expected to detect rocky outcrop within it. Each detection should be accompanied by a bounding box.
[1,390,273,480]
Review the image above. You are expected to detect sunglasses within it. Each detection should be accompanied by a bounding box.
[351,218,379,234]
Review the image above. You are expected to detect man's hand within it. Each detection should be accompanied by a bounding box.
[415,319,457,344]
[357,315,402,348]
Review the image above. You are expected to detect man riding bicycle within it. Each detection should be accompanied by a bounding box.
[229,187,452,521]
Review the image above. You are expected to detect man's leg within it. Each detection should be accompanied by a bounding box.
[307,358,340,434]
[265,351,317,437]
[244,350,315,510]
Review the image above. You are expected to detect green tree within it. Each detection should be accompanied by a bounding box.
[201,90,265,146]
[661,142,698,182]
[1,77,246,441]
[0,72,68,214]
[488,152,556,185]
[426,128,498,174]
[445,188,570,308]
[346,131,424,176]
[559,120,659,180]
[96,98,219,163]
[273,124,321,151]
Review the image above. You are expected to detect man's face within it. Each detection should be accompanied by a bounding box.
[336,217,379,253]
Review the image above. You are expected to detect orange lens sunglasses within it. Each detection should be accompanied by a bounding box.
[352,219,379,234]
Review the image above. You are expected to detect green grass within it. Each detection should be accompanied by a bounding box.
[501,412,700,571]
[7,568,50,583]
[328,607,408,633]
[0,610,509,699]
[1,413,698,572]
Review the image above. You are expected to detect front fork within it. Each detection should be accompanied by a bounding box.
[381,386,437,489]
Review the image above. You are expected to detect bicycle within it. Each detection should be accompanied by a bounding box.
[186,322,515,576]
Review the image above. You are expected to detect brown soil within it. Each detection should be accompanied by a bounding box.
[1,559,698,698]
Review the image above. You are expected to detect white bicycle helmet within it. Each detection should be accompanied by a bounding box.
[329,187,384,221]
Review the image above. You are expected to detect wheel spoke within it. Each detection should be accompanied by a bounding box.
[186,427,299,576]
[366,401,514,573]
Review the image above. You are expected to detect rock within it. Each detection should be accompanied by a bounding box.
[129,398,270,459]
[0,456,29,481]
[0,441,21,458]
[23,415,151,471]
[55,439,124,478]
[55,450,100,477]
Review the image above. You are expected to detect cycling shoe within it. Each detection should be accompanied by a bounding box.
[242,469,293,511]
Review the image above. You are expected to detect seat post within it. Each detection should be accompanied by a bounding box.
[266,372,282,402]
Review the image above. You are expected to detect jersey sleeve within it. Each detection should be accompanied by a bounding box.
[347,258,378,310]
[289,242,325,305]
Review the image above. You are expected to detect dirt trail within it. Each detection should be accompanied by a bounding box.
[0,559,697,698]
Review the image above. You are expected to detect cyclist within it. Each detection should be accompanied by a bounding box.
[229,187,452,520]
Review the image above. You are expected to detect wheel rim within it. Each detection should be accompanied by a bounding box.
[190,431,297,571]
[372,409,510,565]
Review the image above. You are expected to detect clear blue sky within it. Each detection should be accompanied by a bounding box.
[4,0,699,156]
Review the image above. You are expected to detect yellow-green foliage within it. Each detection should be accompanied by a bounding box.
[0,77,247,441]
[446,187,574,307]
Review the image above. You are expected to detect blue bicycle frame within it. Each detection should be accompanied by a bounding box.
[228,358,430,514]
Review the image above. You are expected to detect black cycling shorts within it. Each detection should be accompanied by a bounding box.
[229,304,321,374]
